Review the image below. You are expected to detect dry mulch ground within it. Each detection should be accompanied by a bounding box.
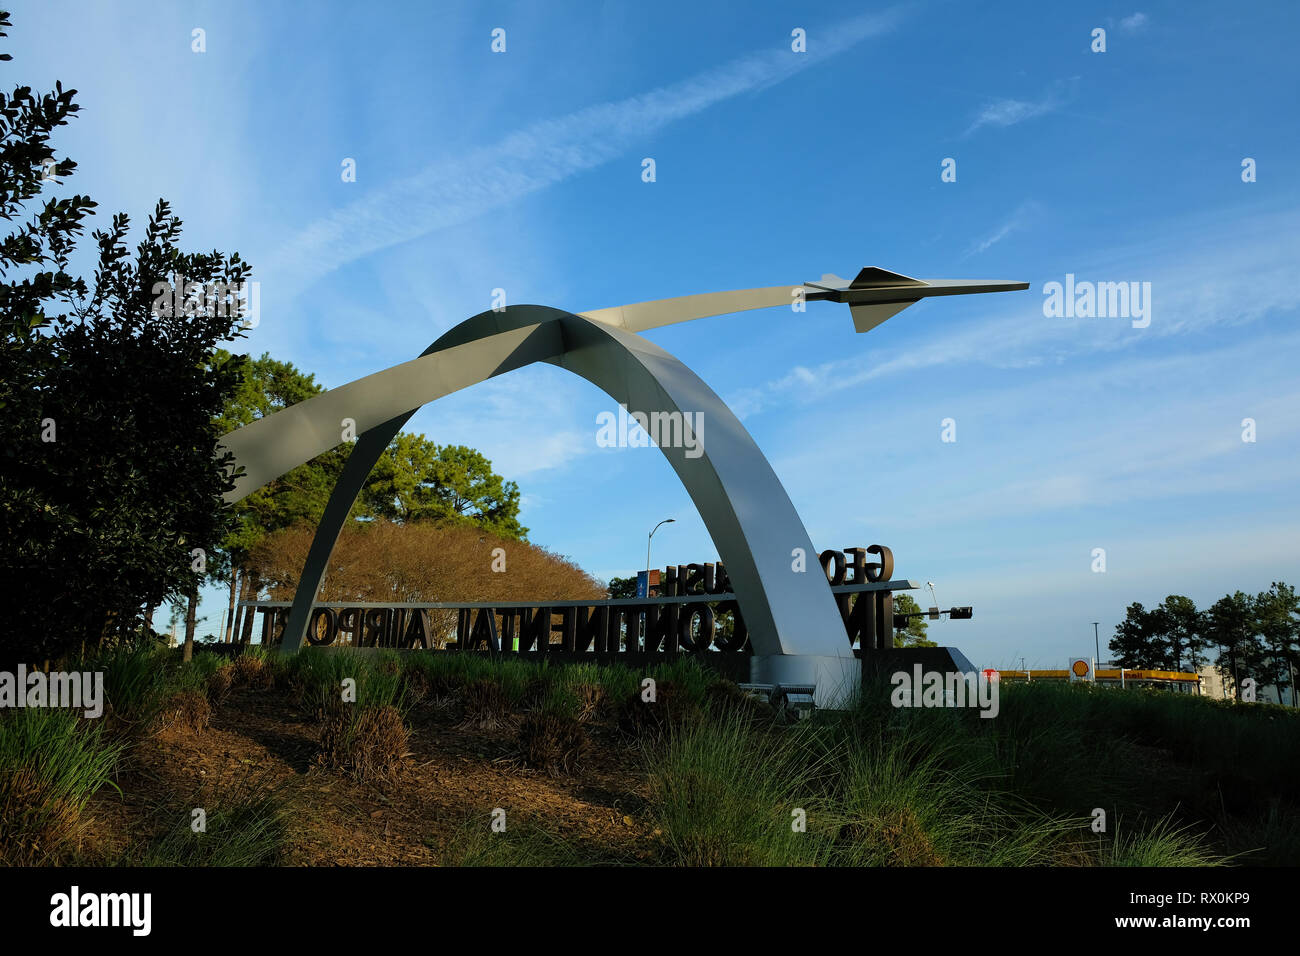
[83,686,654,865]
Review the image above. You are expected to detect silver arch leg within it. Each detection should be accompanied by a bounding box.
[223,306,854,702]
[220,272,1030,706]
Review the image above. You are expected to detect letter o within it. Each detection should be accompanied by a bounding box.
[818,549,846,585]
[678,602,716,651]
[712,600,748,652]
[307,607,338,646]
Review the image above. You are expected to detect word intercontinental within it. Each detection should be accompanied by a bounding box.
[245,546,908,655]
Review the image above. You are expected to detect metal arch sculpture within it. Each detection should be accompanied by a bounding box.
[217,268,1028,705]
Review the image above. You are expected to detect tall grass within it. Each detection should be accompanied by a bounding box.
[169,650,227,693]
[832,726,1074,866]
[33,642,1281,866]
[981,680,1300,841]
[396,651,708,718]
[80,641,170,730]
[436,813,628,866]
[645,715,840,865]
[637,671,1271,867]
[643,709,1078,866]
[0,708,125,864]
[286,648,406,714]
[1102,816,1223,866]
[133,771,290,866]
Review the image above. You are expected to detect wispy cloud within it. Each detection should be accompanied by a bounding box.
[1119,12,1150,33]
[726,204,1300,418]
[964,79,1077,136]
[963,200,1042,258]
[266,8,907,300]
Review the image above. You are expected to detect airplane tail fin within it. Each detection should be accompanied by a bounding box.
[849,300,916,333]
[849,267,929,289]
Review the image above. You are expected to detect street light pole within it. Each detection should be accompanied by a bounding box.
[1093,621,1100,667]
[646,518,675,595]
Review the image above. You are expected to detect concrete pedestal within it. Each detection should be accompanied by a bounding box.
[749,653,861,709]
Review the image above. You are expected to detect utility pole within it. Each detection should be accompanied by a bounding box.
[1093,622,1101,668]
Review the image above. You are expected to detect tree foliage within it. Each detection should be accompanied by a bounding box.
[606,576,638,600]
[0,13,247,663]
[1110,595,1209,672]
[1111,587,1298,701]
[246,519,601,646]
[212,353,531,642]
[360,434,526,538]
[891,593,934,647]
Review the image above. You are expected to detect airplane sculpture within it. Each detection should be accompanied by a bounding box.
[218,266,1029,706]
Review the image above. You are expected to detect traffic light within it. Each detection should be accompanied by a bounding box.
[949,606,973,620]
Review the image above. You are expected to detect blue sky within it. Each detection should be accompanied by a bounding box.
[15,0,1300,669]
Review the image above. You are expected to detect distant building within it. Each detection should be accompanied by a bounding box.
[1198,664,1286,705]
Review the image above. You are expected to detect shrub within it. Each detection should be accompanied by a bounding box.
[618,679,701,739]
[460,678,510,729]
[318,704,408,783]
[518,711,590,776]
[231,653,272,690]
[206,664,234,705]
[158,689,211,733]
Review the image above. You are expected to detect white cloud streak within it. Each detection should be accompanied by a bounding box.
[266,8,906,300]
[965,79,1077,136]
[963,200,1042,257]
[1120,12,1150,33]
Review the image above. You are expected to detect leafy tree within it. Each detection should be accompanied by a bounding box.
[1200,591,1260,700]
[606,576,638,599]
[214,360,531,638]
[361,435,526,538]
[1152,594,1207,672]
[892,593,934,647]
[0,13,249,664]
[247,519,603,647]
[1110,602,1161,668]
[1110,597,1203,670]
[1254,581,1299,704]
